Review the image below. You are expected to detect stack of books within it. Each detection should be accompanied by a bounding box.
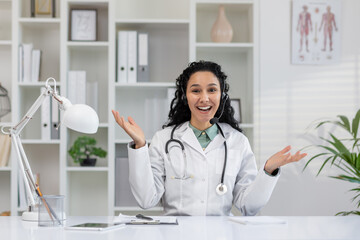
[18,43,41,83]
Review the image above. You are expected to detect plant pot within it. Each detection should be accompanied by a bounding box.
[80,158,97,166]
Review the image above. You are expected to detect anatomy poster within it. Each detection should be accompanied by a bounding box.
[292,0,341,64]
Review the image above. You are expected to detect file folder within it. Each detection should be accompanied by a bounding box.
[127,31,137,83]
[137,33,149,82]
[117,31,128,83]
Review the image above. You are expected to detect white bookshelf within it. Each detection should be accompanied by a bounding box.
[66,167,109,172]
[0,40,12,46]
[0,167,11,172]
[18,18,61,23]
[66,41,109,48]
[2,0,258,217]
[115,82,175,88]
[21,139,61,144]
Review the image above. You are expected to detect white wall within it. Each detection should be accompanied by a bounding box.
[259,0,360,216]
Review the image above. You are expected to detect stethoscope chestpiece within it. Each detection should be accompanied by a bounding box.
[216,183,227,195]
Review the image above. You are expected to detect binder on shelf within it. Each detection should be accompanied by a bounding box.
[22,43,33,83]
[86,81,98,113]
[52,0,56,18]
[41,87,51,141]
[18,169,28,209]
[31,49,41,82]
[31,0,35,17]
[127,31,137,84]
[117,31,128,83]
[137,33,149,82]
[50,96,60,140]
[68,71,86,104]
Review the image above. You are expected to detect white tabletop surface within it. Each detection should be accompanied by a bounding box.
[1,215,359,240]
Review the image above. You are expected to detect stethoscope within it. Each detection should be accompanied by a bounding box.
[165,122,228,196]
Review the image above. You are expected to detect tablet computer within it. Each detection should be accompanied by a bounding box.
[65,222,125,231]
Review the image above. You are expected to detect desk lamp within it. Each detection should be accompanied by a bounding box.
[1,78,99,221]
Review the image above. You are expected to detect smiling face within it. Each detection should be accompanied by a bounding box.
[186,71,221,130]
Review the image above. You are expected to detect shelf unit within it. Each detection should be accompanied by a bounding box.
[1,0,258,217]
[0,0,13,215]
[191,0,258,154]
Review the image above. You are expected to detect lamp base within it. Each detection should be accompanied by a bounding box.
[22,210,67,222]
[22,211,38,221]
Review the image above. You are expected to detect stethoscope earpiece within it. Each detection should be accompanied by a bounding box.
[216,183,227,195]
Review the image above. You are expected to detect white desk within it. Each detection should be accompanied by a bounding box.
[1,216,359,240]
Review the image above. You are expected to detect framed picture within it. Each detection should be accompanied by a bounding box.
[230,99,242,123]
[35,0,52,15]
[71,9,97,41]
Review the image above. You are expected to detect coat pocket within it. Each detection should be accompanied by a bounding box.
[215,149,241,177]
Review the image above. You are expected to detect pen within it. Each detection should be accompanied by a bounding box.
[136,214,153,221]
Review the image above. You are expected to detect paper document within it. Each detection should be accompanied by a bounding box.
[116,213,178,225]
[229,216,287,225]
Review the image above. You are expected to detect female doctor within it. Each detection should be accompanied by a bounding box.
[112,61,307,216]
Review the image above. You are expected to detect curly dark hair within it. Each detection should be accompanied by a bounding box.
[164,60,242,132]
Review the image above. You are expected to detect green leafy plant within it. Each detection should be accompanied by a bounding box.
[304,110,360,216]
[68,136,107,164]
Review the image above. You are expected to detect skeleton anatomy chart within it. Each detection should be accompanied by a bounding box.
[292,0,341,64]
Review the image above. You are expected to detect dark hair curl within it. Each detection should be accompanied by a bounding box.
[163,60,242,132]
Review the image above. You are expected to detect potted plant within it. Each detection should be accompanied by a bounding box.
[68,136,107,167]
[304,110,360,216]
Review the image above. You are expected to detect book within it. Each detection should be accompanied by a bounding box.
[0,134,10,167]
[137,33,149,82]
[86,81,98,113]
[31,49,41,82]
[22,43,33,83]
[18,45,23,82]
[68,71,86,104]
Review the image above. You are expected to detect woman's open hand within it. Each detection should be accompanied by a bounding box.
[264,146,307,174]
[112,110,146,149]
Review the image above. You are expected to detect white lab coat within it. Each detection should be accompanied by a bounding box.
[128,121,280,216]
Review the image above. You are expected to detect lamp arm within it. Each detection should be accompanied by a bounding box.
[0,77,62,209]
[11,134,37,207]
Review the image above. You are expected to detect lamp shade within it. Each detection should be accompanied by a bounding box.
[62,104,99,134]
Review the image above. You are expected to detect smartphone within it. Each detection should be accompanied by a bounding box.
[65,222,125,231]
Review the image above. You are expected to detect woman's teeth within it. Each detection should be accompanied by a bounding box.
[197,106,211,111]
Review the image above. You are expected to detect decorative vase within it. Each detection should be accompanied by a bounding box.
[211,5,233,43]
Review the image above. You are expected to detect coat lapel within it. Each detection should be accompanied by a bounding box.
[204,133,225,154]
[178,123,205,156]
